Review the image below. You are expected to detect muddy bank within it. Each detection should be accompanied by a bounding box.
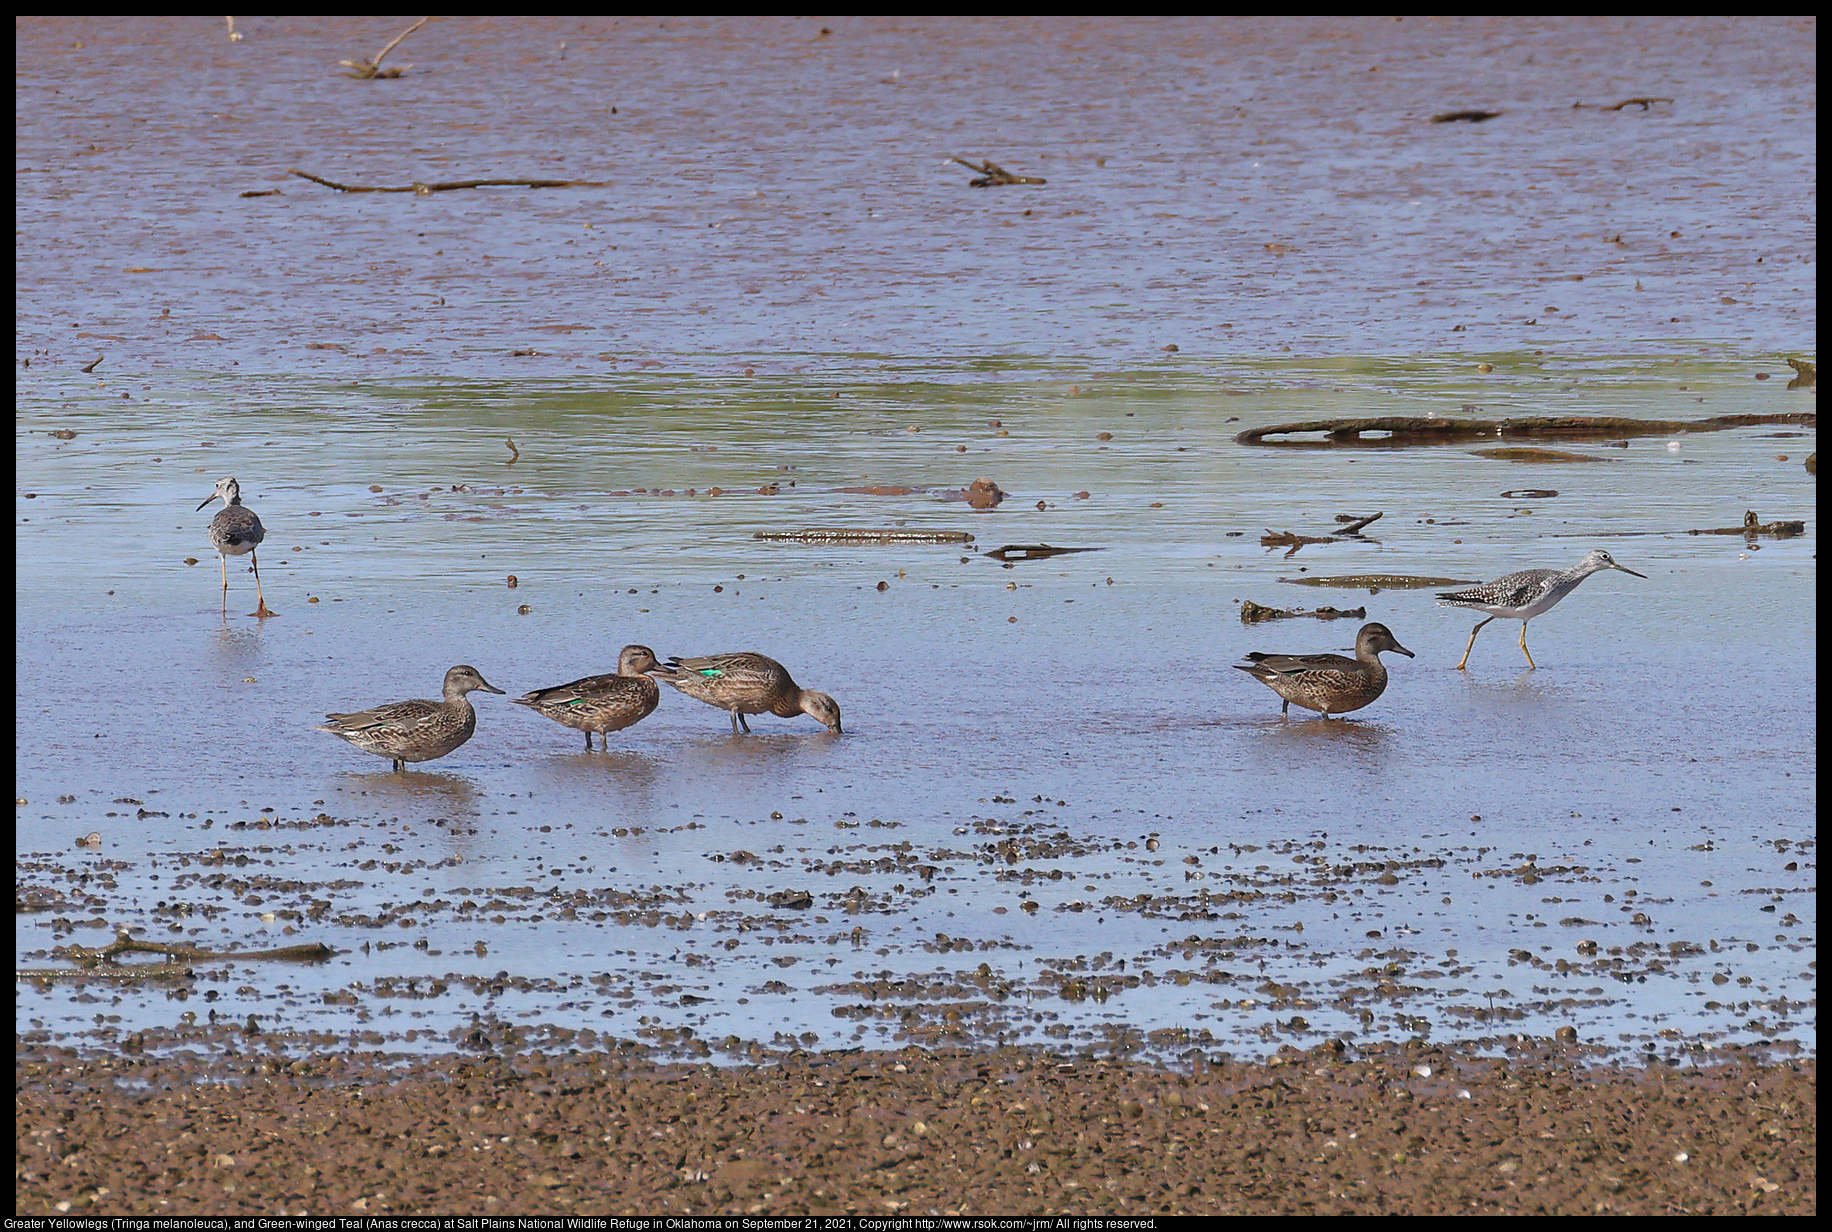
[15,1042,1813,1215]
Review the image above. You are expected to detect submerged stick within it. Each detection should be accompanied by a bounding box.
[1333,511,1383,535]
[1686,511,1805,539]
[19,929,334,980]
[288,168,609,194]
[1262,512,1382,557]
[951,157,1046,187]
[1236,412,1814,447]
[1240,600,1367,625]
[754,528,975,544]
[1279,574,1477,590]
[984,544,1102,561]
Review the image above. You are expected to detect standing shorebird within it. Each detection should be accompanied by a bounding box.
[1437,549,1646,670]
[1234,622,1414,719]
[657,651,843,734]
[510,644,665,751]
[197,477,276,617]
[315,665,505,772]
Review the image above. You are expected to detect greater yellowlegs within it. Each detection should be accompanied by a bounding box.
[510,644,664,750]
[316,665,505,772]
[657,651,843,734]
[1438,549,1646,670]
[1235,622,1414,718]
[197,477,276,617]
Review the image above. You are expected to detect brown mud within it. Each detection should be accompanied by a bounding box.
[15,1042,1812,1215]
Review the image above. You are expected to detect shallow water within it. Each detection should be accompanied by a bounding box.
[15,17,1817,1062]
[17,362,1817,1059]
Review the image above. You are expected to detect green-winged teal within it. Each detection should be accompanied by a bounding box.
[1438,549,1646,670]
[316,665,505,772]
[197,477,276,617]
[1235,622,1413,719]
[658,651,842,734]
[510,644,664,750]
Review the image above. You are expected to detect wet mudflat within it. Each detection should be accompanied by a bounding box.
[15,1043,1815,1215]
[16,363,1817,1068]
[15,14,1815,1217]
[15,16,1815,368]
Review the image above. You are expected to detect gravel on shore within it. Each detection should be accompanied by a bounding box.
[16,1040,1814,1215]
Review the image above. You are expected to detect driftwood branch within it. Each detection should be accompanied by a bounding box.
[340,16,431,78]
[1580,97,1673,111]
[1279,574,1477,590]
[1240,600,1366,625]
[1262,512,1383,557]
[18,929,333,981]
[1686,510,1805,540]
[952,157,1046,187]
[1236,412,1816,447]
[1333,511,1383,536]
[288,168,609,194]
[755,528,975,544]
[983,543,1102,561]
[1260,530,1335,556]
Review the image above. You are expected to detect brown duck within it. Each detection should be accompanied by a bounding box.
[510,644,664,750]
[1235,623,1413,718]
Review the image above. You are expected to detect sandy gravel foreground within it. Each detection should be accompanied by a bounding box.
[16,1042,1813,1216]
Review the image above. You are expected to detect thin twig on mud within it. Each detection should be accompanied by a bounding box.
[288,168,609,194]
[951,157,1047,187]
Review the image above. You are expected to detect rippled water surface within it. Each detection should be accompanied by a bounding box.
[16,17,1815,1061]
[16,15,1816,368]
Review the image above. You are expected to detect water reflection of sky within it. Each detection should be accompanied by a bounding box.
[15,15,1814,1059]
[15,367,1815,1059]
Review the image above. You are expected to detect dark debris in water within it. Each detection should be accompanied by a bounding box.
[1239,600,1367,625]
[1236,412,1815,448]
[951,156,1047,187]
[1471,447,1606,463]
[983,544,1102,561]
[755,528,975,544]
[14,800,1811,1072]
[1686,510,1806,539]
[1279,574,1478,589]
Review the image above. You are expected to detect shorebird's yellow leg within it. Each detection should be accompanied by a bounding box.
[218,554,230,614]
[1518,621,1536,669]
[1455,616,1495,671]
[249,551,278,618]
